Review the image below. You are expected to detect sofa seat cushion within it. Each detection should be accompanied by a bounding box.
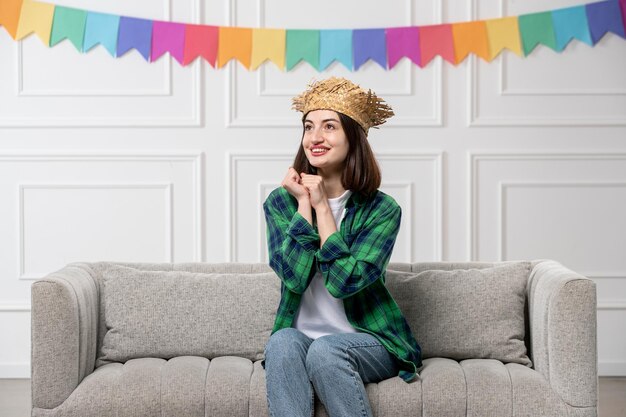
[35,356,264,417]
[34,356,568,417]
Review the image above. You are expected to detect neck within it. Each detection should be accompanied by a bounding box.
[318,170,346,198]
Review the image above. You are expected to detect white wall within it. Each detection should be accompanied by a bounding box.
[1,0,625,378]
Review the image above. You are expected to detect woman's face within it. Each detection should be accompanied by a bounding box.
[302,110,349,175]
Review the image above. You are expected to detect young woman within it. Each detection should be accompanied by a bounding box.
[263,77,422,417]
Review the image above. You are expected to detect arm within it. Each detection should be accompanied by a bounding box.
[527,260,597,410]
[264,189,320,294]
[31,263,99,409]
[317,201,401,299]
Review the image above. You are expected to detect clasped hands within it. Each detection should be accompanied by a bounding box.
[281,167,328,211]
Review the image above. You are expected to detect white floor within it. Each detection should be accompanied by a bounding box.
[1,378,625,417]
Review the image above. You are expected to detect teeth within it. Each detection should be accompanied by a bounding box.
[312,148,327,154]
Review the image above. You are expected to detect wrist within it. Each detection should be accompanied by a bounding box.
[313,202,331,215]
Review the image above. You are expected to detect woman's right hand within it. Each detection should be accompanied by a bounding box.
[281,167,309,202]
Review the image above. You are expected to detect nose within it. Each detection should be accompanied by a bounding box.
[311,127,324,143]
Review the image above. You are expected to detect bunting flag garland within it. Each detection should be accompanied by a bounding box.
[1,0,624,70]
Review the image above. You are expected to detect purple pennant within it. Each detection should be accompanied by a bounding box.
[117,17,153,61]
[586,0,626,43]
[621,0,626,34]
[386,27,421,68]
[152,21,186,64]
[353,29,387,70]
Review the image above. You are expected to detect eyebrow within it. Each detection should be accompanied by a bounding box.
[304,118,340,124]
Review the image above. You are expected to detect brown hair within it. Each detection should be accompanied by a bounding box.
[292,112,381,196]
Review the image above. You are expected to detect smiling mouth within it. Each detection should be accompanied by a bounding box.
[310,147,329,156]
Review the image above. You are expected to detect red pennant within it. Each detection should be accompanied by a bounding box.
[419,24,456,66]
[184,24,218,67]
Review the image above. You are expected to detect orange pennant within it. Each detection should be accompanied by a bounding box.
[0,0,24,39]
[452,21,491,63]
[218,27,252,69]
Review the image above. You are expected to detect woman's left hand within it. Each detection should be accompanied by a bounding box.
[300,173,328,210]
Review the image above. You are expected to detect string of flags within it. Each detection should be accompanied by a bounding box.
[0,0,625,70]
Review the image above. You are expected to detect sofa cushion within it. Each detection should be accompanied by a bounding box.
[96,264,280,366]
[386,262,532,366]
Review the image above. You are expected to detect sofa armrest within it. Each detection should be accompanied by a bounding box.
[31,263,99,409]
[527,260,597,409]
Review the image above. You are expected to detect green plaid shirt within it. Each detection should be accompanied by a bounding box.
[263,187,422,382]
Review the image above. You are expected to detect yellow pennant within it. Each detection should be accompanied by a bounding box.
[218,27,252,69]
[16,0,55,44]
[485,17,523,59]
[251,28,286,70]
[452,21,491,63]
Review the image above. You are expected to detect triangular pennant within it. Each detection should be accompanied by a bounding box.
[485,17,523,58]
[16,0,54,45]
[251,28,286,70]
[386,27,421,68]
[183,24,218,66]
[586,0,626,43]
[353,29,387,70]
[116,16,152,61]
[83,12,120,56]
[50,6,87,52]
[218,27,252,69]
[319,30,352,70]
[285,30,319,70]
[419,24,455,66]
[519,12,558,55]
[452,21,491,63]
[152,21,186,64]
[0,0,24,39]
[552,6,593,51]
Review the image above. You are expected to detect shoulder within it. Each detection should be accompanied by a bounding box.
[358,190,400,214]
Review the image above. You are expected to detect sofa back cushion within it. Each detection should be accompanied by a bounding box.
[386,261,532,366]
[94,264,280,367]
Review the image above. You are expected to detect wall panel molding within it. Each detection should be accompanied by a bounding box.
[468,151,626,261]
[0,150,205,267]
[17,182,174,280]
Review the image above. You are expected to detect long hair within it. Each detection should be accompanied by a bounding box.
[292,112,381,196]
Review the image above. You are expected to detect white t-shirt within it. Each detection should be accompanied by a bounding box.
[293,189,357,339]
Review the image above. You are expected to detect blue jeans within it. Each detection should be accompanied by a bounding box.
[264,328,399,417]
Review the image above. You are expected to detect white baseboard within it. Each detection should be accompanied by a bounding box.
[599,361,626,377]
[0,362,30,379]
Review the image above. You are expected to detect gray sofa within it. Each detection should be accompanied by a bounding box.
[31,260,597,417]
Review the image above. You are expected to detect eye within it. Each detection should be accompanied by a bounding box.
[325,123,335,130]
[304,124,313,131]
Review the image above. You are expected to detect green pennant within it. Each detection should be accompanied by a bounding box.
[518,11,557,56]
[50,6,87,51]
[286,30,319,70]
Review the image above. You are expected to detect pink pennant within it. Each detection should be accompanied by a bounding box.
[419,24,456,66]
[151,21,185,64]
[386,27,421,68]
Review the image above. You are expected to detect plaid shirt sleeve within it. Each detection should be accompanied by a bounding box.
[316,196,401,299]
[263,188,319,294]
